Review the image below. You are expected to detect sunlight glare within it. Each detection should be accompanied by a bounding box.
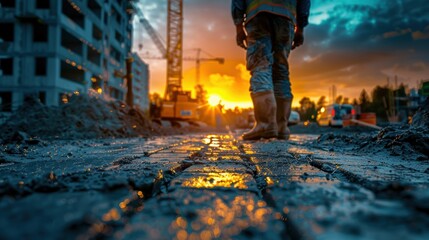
[208,94,221,106]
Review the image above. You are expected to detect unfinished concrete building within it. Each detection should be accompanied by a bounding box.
[0,0,149,112]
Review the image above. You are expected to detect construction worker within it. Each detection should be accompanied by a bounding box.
[232,0,311,140]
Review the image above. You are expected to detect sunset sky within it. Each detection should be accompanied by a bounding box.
[133,0,429,109]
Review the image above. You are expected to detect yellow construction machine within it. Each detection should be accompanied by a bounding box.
[132,0,223,123]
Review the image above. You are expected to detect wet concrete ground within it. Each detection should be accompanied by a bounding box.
[0,132,429,239]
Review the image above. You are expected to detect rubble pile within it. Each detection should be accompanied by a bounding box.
[411,97,429,128]
[317,97,429,160]
[366,126,429,160]
[0,95,158,143]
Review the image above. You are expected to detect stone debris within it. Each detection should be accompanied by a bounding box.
[412,97,429,128]
[316,97,429,160]
[0,95,157,143]
[0,133,429,239]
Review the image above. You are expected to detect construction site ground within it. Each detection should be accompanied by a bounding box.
[1,125,428,239]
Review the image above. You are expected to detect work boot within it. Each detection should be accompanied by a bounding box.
[242,91,277,140]
[276,97,293,140]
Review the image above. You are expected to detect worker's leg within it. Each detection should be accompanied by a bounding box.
[242,14,277,140]
[272,16,295,139]
[246,13,274,94]
[272,16,294,99]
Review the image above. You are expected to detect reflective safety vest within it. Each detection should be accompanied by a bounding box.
[246,0,297,25]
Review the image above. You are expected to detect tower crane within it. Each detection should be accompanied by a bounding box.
[183,48,225,87]
[132,0,224,120]
[133,4,167,59]
[184,48,224,104]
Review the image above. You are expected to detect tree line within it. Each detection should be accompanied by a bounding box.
[296,84,411,123]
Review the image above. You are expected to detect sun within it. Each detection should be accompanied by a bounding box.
[208,94,221,106]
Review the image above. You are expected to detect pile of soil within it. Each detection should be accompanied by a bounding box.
[411,97,429,128]
[316,97,429,160]
[370,125,429,159]
[0,95,159,143]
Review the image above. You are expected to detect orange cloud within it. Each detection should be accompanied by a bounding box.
[412,26,429,40]
[236,63,251,80]
[383,28,411,38]
[208,73,235,87]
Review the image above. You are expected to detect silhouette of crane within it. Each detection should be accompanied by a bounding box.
[132,1,224,119]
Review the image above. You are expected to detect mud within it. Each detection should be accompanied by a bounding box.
[0,95,214,147]
[243,136,429,240]
[1,133,429,239]
[311,98,429,160]
[315,125,429,160]
[0,95,157,141]
[412,97,429,128]
[315,99,429,160]
[0,98,428,239]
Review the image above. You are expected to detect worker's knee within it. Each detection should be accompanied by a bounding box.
[273,79,293,99]
[250,70,273,93]
[246,39,273,72]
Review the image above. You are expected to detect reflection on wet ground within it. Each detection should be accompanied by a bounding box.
[289,134,319,143]
[287,164,339,184]
[241,134,429,239]
[117,189,284,239]
[178,172,253,189]
[1,133,429,239]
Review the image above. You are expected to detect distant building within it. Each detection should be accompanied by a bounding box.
[0,0,148,112]
[131,52,149,111]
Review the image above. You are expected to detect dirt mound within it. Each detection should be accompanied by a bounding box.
[316,97,429,160]
[317,126,429,160]
[0,95,159,142]
[412,97,429,128]
[373,126,429,159]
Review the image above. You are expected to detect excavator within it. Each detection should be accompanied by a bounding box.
[132,0,224,124]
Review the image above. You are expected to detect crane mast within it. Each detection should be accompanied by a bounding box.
[166,0,183,101]
[133,0,224,121]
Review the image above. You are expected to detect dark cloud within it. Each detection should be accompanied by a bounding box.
[134,0,429,106]
[291,0,429,98]
[294,51,393,77]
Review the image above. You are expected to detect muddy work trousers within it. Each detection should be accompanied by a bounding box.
[246,13,295,99]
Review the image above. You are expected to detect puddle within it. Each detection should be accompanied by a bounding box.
[178,172,254,190]
[289,134,319,143]
[288,146,314,155]
[118,189,284,239]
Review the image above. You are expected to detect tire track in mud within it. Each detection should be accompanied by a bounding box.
[234,138,429,240]
[1,135,286,239]
[0,140,185,200]
[234,140,302,240]
[279,140,426,199]
[0,140,193,200]
[142,139,195,157]
[305,155,429,218]
[0,138,207,239]
[278,145,429,239]
[92,134,288,239]
[79,135,250,238]
[305,155,421,198]
[75,139,207,239]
